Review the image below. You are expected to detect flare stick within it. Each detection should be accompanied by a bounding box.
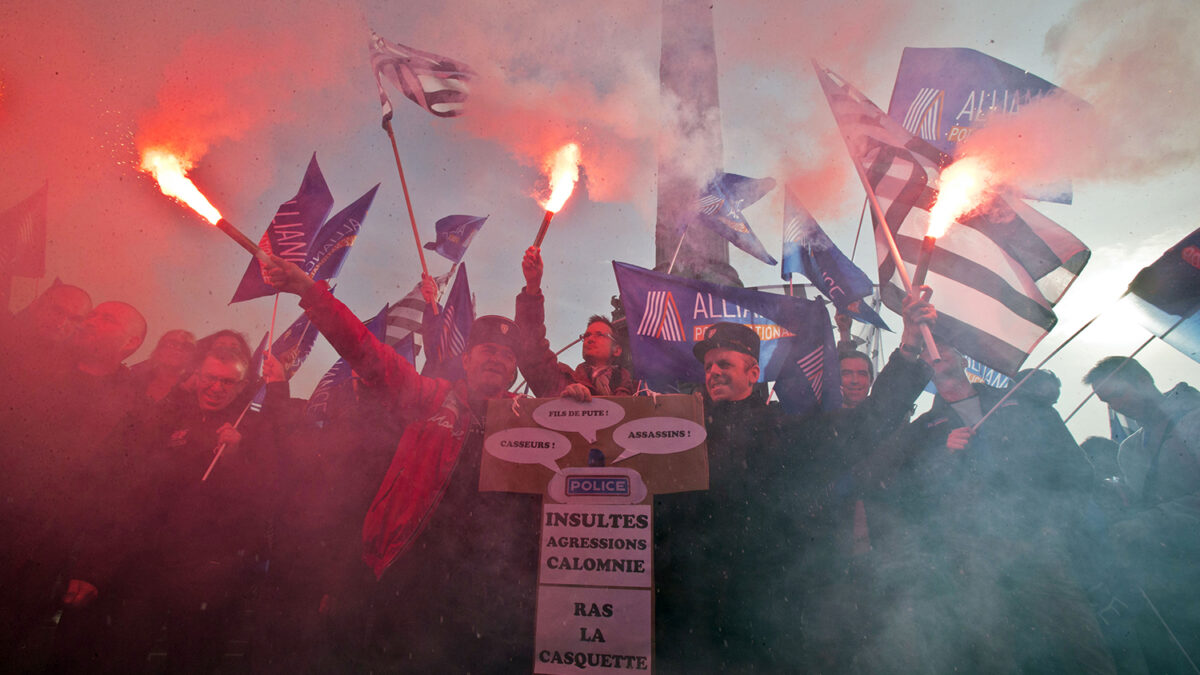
[533,211,554,247]
[912,236,937,287]
[216,219,270,264]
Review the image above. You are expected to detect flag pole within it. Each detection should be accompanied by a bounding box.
[850,197,868,260]
[267,294,281,348]
[829,137,939,361]
[970,312,1104,432]
[512,336,583,393]
[1061,312,1189,424]
[666,220,692,276]
[201,398,253,482]
[381,119,434,279]
[815,61,937,359]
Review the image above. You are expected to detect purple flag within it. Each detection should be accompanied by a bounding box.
[231,154,333,303]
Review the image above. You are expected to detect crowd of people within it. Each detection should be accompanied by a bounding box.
[0,247,1196,673]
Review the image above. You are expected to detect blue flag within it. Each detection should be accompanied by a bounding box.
[781,189,888,330]
[231,154,334,303]
[305,305,414,426]
[424,214,487,264]
[306,184,379,282]
[248,332,268,380]
[693,173,778,265]
[271,312,320,380]
[923,354,1012,396]
[249,311,321,412]
[421,263,474,378]
[1117,227,1200,363]
[887,47,1075,203]
[614,261,840,414]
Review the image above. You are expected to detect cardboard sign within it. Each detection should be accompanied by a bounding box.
[540,504,652,587]
[481,394,708,496]
[483,393,709,674]
[534,585,651,674]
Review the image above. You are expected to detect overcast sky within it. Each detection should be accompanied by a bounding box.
[2,0,1197,438]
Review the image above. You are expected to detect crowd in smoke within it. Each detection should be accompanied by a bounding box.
[1,246,1197,672]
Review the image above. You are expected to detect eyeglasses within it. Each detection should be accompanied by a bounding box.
[197,373,243,389]
[580,331,615,341]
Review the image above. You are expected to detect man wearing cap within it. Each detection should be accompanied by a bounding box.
[266,256,541,671]
[654,291,936,672]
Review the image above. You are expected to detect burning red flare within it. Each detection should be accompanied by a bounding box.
[927,156,994,238]
[539,142,582,213]
[140,148,223,224]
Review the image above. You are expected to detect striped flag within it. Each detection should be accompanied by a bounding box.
[0,183,48,278]
[421,263,474,378]
[814,62,1089,376]
[369,31,474,122]
[384,270,452,357]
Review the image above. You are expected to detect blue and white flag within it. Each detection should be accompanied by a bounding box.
[305,305,415,425]
[1117,227,1200,363]
[887,47,1076,203]
[693,173,778,265]
[424,214,487,264]
[781,189,888,330]
[614,261,840,414]
[421,263,474,378]
[369,31,474,122]
[232,154,334,303]
[815,61,1090,376]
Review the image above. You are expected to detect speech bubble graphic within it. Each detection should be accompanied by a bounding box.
[611,417,707,464]
[532,398,625,443]
[484,427,573,473]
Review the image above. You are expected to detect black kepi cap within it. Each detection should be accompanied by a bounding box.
[466,315,523,353]
[692,322,760,363]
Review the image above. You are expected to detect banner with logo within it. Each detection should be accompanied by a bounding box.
[886,47,1075,203]
[614,261,841,413]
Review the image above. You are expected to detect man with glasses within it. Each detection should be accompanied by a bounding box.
[515,246,634,399]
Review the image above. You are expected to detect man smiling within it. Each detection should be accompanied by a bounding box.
[265,254,542,671]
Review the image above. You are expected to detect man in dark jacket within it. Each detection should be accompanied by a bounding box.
[514,246,634,398]
[859,348,1114,674]
[1086,356,1200,672]
[653,289,935,673]
[0,299,145,670]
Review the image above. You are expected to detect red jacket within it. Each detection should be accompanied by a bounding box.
[300,281,517,578]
